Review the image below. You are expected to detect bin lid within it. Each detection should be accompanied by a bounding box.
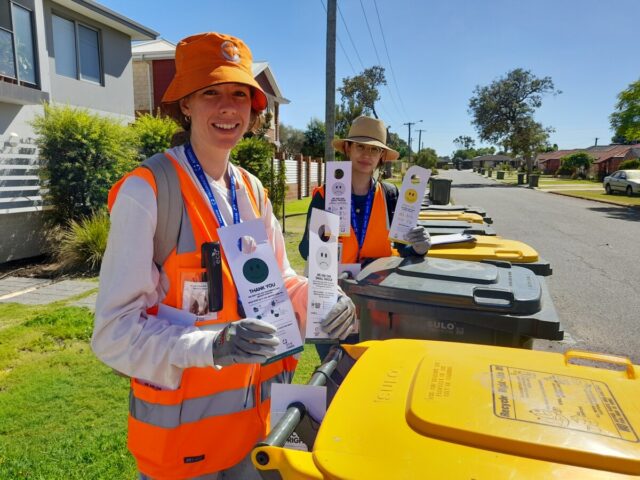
[427,235,540,263]
[312,340,640,478]
[418,211,485,224]
[348,256,542,314]
[420,204,488,217]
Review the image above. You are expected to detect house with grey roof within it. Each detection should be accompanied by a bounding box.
[1,0,157,263]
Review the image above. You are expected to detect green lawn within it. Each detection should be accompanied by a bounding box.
[552,190,640,206]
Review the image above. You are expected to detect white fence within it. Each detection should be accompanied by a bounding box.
[0,136,46,263]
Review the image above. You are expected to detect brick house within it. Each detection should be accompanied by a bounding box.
[131,39,289,147]
[537,145,640,177]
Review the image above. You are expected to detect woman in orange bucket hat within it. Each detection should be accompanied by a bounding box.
[92,32,356,479]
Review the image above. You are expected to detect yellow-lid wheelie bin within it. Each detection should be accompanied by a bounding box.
[418,219,497,236]
[418,210,486,224]
[253,340,640,479]
[426,234,553,276]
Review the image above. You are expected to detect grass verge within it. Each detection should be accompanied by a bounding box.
[551,190,640,206]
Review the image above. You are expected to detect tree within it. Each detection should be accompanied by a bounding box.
[414,148,438,169]
[279,124,305,156]
[386,131,408,159]
[338,66,387,120]
[469,68,560,172]
[301,118,325,157]
[610,78,640,144]
[453,135,475,150]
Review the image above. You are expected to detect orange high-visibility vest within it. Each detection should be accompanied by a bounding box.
[313,183,392,263]
[108,152,296,480]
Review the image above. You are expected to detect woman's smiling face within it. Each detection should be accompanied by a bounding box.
[179,82,253,151]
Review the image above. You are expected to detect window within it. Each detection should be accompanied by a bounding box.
[0,0,38,86]
[52,13,102,84]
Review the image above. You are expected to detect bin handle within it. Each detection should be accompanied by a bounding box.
[472,288,514,308]
[564,350,636,379]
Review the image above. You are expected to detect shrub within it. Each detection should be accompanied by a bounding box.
[55,212,110,273]
[443,165,449,170]
[231,137,286,215]
[619,158,640,170]
[559,152,594,176]
[131,112,180,160]
[555,165,573,176]
[32,104,138,225]
[431,167,439,176]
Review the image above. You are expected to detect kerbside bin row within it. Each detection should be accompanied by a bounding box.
[341,256,561,348]
[254,340,640,479]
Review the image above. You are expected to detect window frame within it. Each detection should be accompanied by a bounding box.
[0,0,39,88]
[52,11,103,86]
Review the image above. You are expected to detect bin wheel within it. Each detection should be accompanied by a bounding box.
[626,186,633,197]
[605,184,612,194]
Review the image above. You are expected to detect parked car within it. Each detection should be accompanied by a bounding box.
[603,170,640,196]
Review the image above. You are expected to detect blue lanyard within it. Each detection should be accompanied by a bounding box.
[184,143,240,228]
[351,181,375,257]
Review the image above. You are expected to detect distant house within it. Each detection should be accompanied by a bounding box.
[132,39,290,147]
[536,145,640,177]
[471,154,514,169]
[0,0,157,263]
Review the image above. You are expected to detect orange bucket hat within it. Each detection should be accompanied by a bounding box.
[161,32,267,112]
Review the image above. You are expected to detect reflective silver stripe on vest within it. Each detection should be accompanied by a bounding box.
[260,372,288,403]
[130,386,255,429]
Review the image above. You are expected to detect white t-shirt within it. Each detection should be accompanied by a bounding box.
[92,145,308,389]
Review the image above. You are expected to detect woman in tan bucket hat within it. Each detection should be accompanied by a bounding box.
[93,32,356,479]
[299,116,431,360]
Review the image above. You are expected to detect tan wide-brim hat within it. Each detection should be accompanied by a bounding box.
[332,116,399,161]
[161,32,267,112]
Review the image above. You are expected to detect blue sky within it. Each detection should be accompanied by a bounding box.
[100,0,640,156]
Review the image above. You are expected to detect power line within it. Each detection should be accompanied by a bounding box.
[358,0,383,65]
[358,0,404,121]
[372,0,409,119]
[337,2,366,71]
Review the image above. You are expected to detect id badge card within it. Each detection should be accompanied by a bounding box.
[218,219,303,361]
[325,161,352,236]
[389,165,431,244]
[306,208,340,342]
[180,271,217,321]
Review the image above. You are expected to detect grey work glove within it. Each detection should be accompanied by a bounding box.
[320,295,356,340]
[212,318,280,366]
[406,226,431,256]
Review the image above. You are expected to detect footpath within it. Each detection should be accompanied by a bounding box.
[0,275,97,309]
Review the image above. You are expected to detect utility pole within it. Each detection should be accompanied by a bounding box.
[403,120,422,163]
[324,0,337,171]
[416,129,426,152]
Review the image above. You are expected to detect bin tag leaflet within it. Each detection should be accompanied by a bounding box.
[430,233,476,246]
[217,219,303,361]
[325,161,352,236]
[389,165,431,244]
[306,208,340,341]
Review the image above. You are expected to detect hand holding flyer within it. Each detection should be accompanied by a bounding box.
[217,219,303,361]
[306,208,340,342]
[389,165,431,243]
[325,161,352,236]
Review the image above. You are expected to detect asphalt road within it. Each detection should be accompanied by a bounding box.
[436,169,640,364]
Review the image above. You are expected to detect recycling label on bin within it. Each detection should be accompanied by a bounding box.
[491,365,638,442]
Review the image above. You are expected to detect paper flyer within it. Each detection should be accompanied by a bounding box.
[217,219,303,361]
[306,208,340,342]
[389,165,431,244]
[325,161,352,236]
